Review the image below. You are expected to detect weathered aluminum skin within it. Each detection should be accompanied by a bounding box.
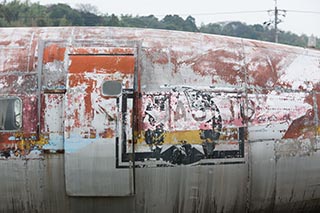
[0,27,319,212]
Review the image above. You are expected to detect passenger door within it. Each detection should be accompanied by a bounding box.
[64,46,136,196]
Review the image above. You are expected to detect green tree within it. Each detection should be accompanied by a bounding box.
[76,3,101,26]
[26,2,48,26]
[161,15,185,30]
[1,0,28,26]
[104,14,120,26]
[199,23,222,34]
[183,16,198,32]
[79,11,102,26]
[139,15,164,29]
[47,3,82,26]
[121,15,145,28]
[120,15,163,28]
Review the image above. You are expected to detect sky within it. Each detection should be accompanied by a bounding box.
[31,0,320,37]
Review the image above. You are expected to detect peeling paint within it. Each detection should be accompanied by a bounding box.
[0,27,319,211]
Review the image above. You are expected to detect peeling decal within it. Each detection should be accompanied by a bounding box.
[121,87,246,166]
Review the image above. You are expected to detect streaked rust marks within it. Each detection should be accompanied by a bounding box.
[145,48,169,65]
[22,95,38,132]
[70,47,135,55]
[43,44,66,63]
[189,49,244,85]
[2,48,29,72]
[0,132,48,158]
[68,75,94,119]
[81,128,97,138]
[0,41,11,46]
[68,55,135,74]
[316,93,320,119]
[282,92,320,139]
[283,109,315,139]
[250,57,282,88]
[99,128,115,138]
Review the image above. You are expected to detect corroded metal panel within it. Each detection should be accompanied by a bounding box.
[247,92,313,142]
[42,93,64,151]
[129,87,246,165]
[0,27,319,212]
[42,43,67,90]
[64,47,135,196]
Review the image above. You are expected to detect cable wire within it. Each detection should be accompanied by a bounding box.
[285,10,320,14]
[148,10,269,17]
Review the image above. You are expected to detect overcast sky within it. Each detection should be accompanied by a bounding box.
[31,0,320,37]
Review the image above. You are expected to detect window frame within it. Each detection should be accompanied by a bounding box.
[101,80,123,97]
[0,96,23,132]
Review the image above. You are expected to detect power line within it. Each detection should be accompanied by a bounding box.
[286,10,320,14]
[147,9,320,18]
[147,10,269,17]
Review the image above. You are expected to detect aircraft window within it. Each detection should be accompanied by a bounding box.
[102,81,122,97]
[0,97,22,131]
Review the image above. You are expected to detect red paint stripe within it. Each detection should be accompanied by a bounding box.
[68,55,134,74]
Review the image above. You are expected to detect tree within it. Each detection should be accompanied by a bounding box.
[76,3,98,14]
[220,22,253,38]
[121,15,145,28]
[104,14,120,26]
[161,15,185,31]
[75,3,102,26]
[120,15,163,29]
[26,2,48,26]
[140,15,164,29]
[199,23,222,34]
[2,0,26,25]
[80,11,103,26]
[47,3,83,26]
[183,16,198,32]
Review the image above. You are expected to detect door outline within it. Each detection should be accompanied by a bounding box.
[64,41,140,196]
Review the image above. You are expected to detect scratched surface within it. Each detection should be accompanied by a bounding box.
[0,27,319,212]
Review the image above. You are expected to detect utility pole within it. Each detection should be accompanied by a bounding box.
[274,0,279,43]
[265,0,286,43]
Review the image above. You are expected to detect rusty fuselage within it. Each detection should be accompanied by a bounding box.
[0,27,320,213]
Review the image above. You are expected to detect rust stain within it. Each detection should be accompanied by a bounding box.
[68,74,86,88]
[0,132,48,157]
[68,75,94,119]
[0,41,11,46]
[145,48,169,65]
[70,47,134,55]
[84,80,93,118]
[187,49,244,85]
[283,109,315,139]
[22,96,38,132]
[74,109,81,128]
[99,128,115,138]
[14,39,27,46]
[28,39,38,72]
[43,44,66,63]
[81,129,97,138]
[68,55,135,74]
[169,50,181,74]
[3,48,29,72]
[317,93,320,119]
[250,57,281,87]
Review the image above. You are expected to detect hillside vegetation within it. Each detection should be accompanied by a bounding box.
[0,0,319,48]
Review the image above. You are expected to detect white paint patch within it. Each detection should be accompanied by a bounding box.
[279,50,320,90]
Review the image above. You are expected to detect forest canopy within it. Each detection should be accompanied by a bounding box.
[0,0,319,48]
